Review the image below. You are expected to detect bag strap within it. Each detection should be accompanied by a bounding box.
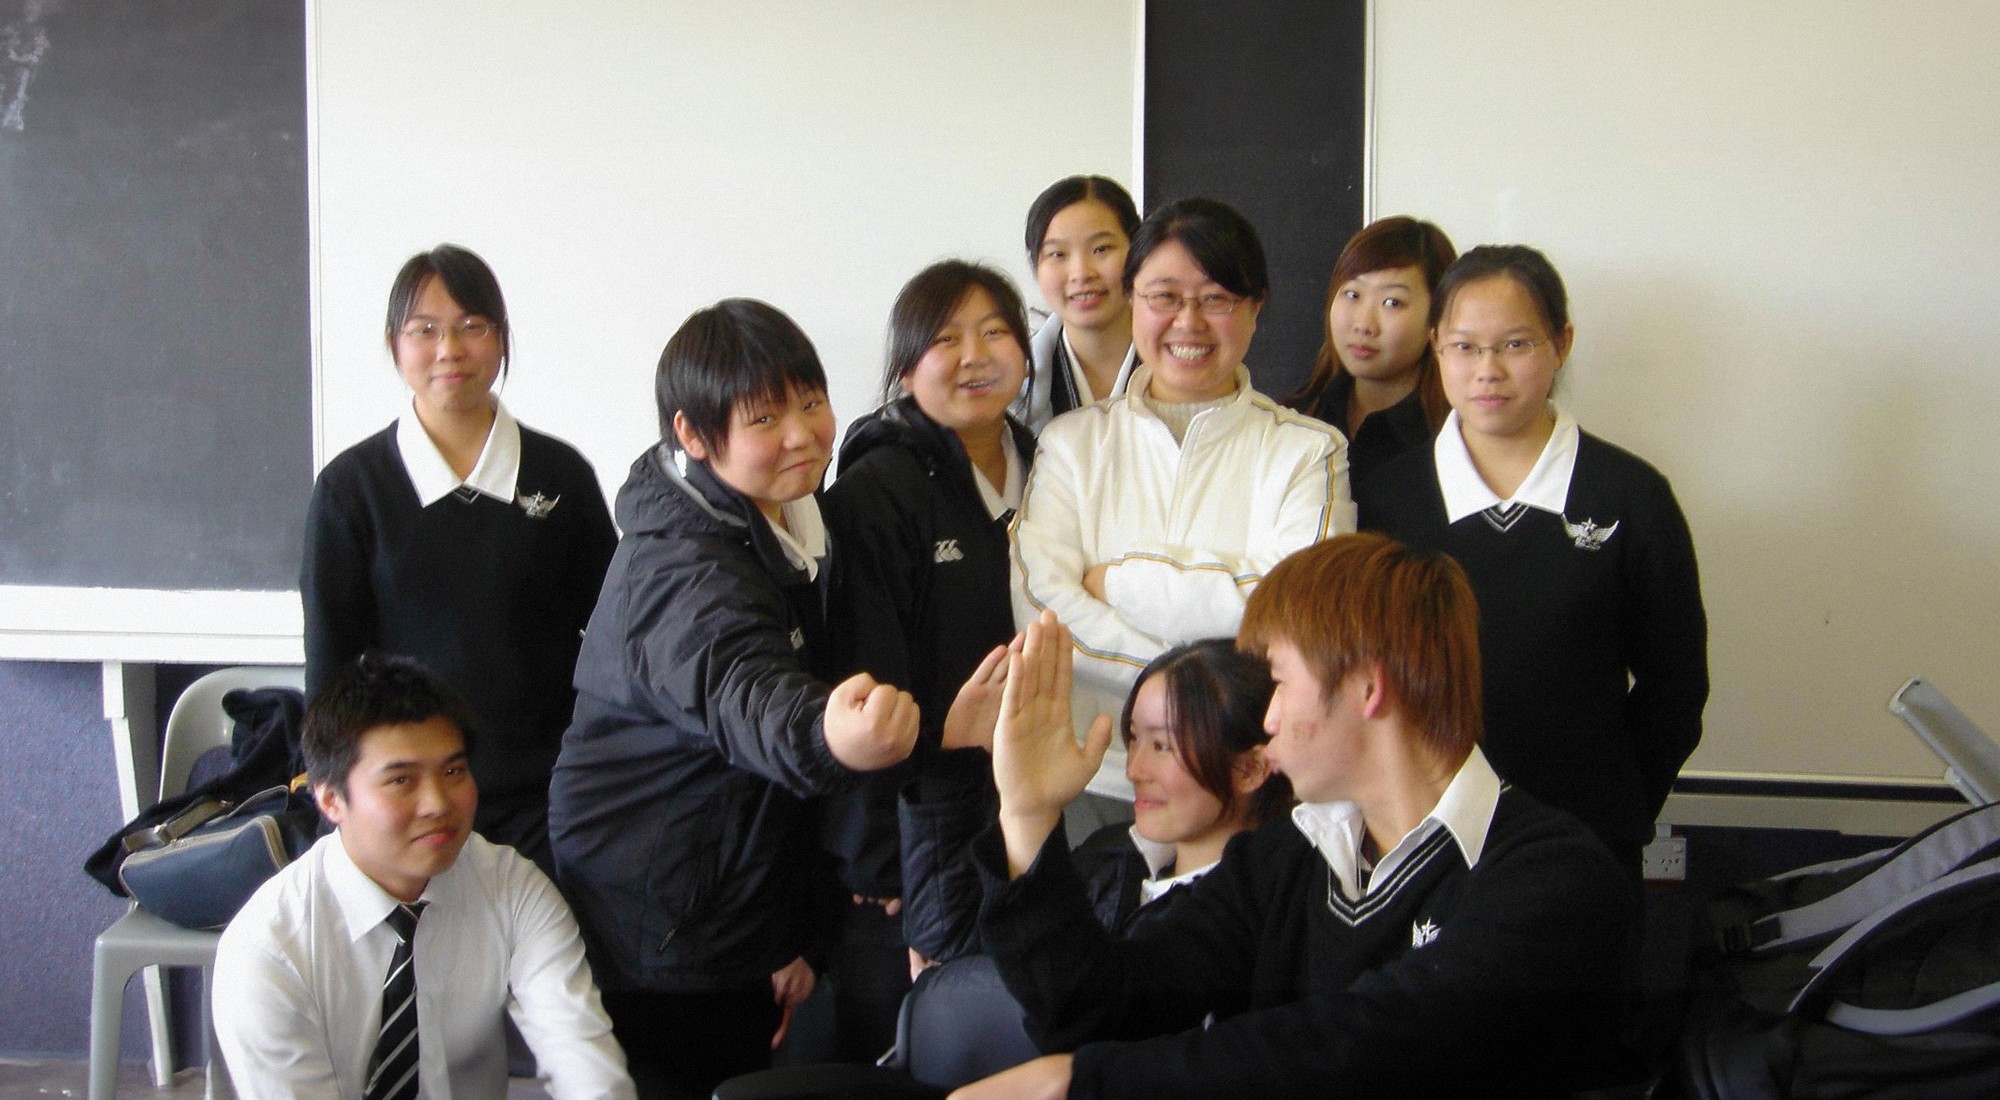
[1726,799,2000,953]
[1787,855,2000,1029]
[119,797,228,854]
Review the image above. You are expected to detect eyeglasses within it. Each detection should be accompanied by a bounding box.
[1436,338,1551,365]
[400,318,498,343]
[1136,290,1244,316]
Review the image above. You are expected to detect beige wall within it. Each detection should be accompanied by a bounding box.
[310,0,1140,484]
[1372,0,2000,781]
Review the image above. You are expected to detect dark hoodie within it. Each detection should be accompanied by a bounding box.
[818,396,1035,896]
[550,443,850,992]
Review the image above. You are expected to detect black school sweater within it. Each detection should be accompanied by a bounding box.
[975,785,1633,1099]
[300,423,616,819]
[1359,430,1708,861]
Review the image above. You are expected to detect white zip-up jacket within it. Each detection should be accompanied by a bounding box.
[1010,365,1354,797]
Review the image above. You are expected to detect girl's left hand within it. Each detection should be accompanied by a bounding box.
[769,956,816,1050]
[941,642,1013,750]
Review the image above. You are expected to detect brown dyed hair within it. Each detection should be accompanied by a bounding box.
[1239,533,1482,762]
[1286,217,1456,431]
[1119,639,1293,829]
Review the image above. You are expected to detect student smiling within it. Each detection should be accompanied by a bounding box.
[1359,245,1709,872]
[300,244,616,877]
[1010,197,1353,799]
[214,656,633,1100]
[1015,175,1143,432]
[820,260,1036,1055]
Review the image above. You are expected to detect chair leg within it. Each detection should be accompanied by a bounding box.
[144,964,176,1087]
[90,948,140,1100]
[202,966,234,1099]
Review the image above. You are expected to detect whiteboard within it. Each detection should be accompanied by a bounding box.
[310,0,1139,500]
[1370,0,2000,781]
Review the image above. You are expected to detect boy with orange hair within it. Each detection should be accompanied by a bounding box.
[956,534,1634,1099]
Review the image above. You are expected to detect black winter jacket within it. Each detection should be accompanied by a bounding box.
[549,444,853,992]
[818,399,1035,897]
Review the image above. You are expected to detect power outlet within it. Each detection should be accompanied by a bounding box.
[1642,834,1687,881]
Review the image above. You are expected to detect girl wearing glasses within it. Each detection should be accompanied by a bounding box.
[1358,245,1708,872]
[1011,197,1353,800]
[300,243,617,874]
[1015,175,1143,433]
[1286,216,1458,489]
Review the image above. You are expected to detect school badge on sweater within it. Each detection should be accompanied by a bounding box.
[1562,515,1618,551]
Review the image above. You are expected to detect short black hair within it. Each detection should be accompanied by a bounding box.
[1024,175,1142,265]
[1123,197,1270,303]
[880,260,1033,403]
[303,654,477,797]
[384,244,512,370]
[656,298,829,453]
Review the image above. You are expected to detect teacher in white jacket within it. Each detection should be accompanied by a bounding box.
[1010,196,1354,800]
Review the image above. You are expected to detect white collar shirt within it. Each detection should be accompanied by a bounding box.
[1128,827,1219,906]
[971,432,1027,520]
[766,495,829,581]
[1060,326,1139,409]
[1435,403,1581,524]
[1290,745,1503,902]
[395,399,521,507]
[213,831,634,1099]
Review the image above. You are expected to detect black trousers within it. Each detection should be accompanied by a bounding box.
[603,982,780,1100]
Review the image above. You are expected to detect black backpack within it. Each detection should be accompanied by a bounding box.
[1676,799,2000,1099]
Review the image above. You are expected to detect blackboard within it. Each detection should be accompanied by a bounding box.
[0,0,309,592]
[1144,0,1366,401]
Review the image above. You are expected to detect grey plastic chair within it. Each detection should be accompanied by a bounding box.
[87,665,304,1100]
[1890,678,2000,805]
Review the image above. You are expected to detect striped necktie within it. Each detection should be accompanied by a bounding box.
[364,901,427,1100]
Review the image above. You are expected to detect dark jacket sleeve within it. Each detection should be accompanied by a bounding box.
[1624,474,1709,818]
[300,464,376,698]
[821,450,933,895]
[898,748,999,962]
[625,528,848,799]
[560,469,619,642]
[823,450,929,731]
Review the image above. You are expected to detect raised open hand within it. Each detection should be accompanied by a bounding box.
[993,610,1113,875]
[940,642,1012,751]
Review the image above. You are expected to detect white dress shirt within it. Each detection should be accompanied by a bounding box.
[214,832,633,1100]
[1290,745,1503,903]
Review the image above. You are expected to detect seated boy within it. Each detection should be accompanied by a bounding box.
[212,654,633,1099]
[551,299,996,1099]
[955,534,1634,1099]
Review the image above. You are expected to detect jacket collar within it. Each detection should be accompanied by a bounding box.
[839,396,1034,517]
[649,442,825,581]
[1122,364,1257,435]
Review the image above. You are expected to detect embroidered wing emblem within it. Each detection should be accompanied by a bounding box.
[518,491,560,519]
[1411,918,1440,948]
[1561,515,1618,551]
